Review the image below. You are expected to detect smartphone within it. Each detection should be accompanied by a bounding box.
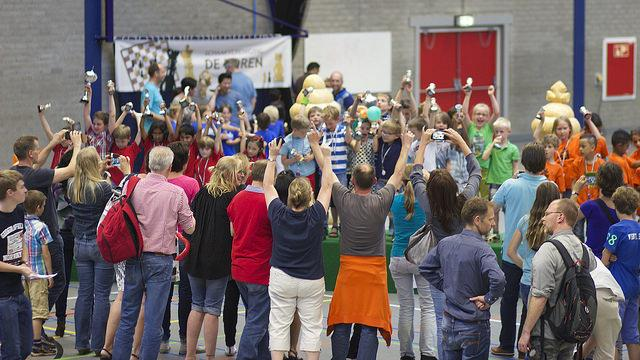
[110,153,121,167]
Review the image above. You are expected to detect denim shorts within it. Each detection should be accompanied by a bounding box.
[188,274,228,316]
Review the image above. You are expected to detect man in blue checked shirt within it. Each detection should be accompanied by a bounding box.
[420,197,505,359]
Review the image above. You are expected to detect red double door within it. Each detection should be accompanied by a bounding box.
[419,30,498,113]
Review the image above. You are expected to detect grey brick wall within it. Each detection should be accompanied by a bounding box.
[0,0,83,168]
[1,0,639,168]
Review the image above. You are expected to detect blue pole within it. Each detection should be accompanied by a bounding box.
[85,0,102,115]
[253,0,257,35]
[573,0,585,126]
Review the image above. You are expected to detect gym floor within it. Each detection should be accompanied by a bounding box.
[38,282,535,360]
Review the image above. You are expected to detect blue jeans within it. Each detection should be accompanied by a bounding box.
[113,253,173,360]
[189,275,228,316]
[498,261,524,352]
[47,235,66,311]
[0,294,33,360]
[519,283,531,310]
[442,315,491,360]
[431,284,446,360]
[74,237,115,351]
[618,295,640,344]
[331,323,379,360]
[55,227,74,322]
[236,281,270,360]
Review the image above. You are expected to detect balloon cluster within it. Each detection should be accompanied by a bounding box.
[289,74,341,120]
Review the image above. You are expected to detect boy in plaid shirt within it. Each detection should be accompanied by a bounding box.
[24,190,55,356]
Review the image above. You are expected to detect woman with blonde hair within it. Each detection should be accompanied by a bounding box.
[68,146,115,355]
[263,139,333,360]
[183,156,244,359]
[389,164,437,360]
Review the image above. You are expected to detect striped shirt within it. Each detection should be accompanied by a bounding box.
[24,215,54,276]
[323,122,348,174]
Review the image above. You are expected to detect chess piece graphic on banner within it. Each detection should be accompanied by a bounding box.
[180,44,194,79]
[274,53,284,82]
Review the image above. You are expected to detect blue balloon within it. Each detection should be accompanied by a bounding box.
[367,106,382,121]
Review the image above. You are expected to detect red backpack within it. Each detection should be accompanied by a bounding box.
[97,175,144,263]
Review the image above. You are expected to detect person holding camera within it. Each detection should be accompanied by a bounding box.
[11,131,83,343]
[411,127,481,359]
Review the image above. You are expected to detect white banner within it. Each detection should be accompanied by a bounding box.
[114,36,292,92]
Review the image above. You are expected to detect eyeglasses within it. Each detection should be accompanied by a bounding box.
[544,211,563,216]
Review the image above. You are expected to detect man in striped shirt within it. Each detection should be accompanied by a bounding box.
[321,106,351,237]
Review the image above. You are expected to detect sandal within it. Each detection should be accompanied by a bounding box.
[100,348,112,360]
[130,354,139,360]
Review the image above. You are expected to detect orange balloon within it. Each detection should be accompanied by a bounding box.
[359,108,368,119]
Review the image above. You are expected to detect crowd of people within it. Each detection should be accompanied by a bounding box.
[0,58,640,360]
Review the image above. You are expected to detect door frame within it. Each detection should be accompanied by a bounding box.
[410,14,513,117]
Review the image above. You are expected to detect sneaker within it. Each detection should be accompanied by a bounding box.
[225,345,237,356]
[31,343,56,357]
[400,356,415,360]
[490,346,515,357]
[420,356,437,360]
[159,340,170,354]
[41,333,56,346]
[55,319,66,337]
[77,348,92,355]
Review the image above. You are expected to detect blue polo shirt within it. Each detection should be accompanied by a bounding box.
[215,90,244,126]
[492,173,548,263]
[230,71,257,116]
[605,220,640,299]
[141,82,163,132]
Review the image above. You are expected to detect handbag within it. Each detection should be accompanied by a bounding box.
[404,222,437,265]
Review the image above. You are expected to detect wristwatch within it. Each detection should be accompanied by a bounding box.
[571,191,579,197]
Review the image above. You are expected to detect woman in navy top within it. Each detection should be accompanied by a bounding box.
[263,139,333,360]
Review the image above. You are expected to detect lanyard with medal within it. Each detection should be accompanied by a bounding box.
[197,157,210,186]
[584,154,599,199]
[381,143,392,176]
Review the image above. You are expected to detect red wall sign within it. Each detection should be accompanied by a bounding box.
[603,37,636,101]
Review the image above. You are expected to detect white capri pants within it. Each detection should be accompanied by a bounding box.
[268,267,325,352]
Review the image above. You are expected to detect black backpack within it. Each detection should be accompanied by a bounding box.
[542,239,597,344]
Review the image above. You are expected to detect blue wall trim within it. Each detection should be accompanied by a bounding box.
[573,0,585,125]
[85,0,102,114]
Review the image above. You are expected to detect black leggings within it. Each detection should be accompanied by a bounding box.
[223,279,246,347]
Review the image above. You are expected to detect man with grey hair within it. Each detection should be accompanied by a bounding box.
[112,146,196,360]
[225,58,257,117]
[330,71,354,112]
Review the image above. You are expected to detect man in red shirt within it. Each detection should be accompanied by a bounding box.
[227,160,273,360]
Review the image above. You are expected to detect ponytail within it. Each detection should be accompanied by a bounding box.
[403,180,415,221]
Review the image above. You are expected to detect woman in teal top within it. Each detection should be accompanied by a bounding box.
[506,182,560,310]
[388,165,437,360]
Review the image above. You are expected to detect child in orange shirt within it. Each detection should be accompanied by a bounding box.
[542,134,566,193]
[609,129,639,188]
[631,128,640,166]
[550,116,576,186]
[565,111,609,161]
[569,134,605,205]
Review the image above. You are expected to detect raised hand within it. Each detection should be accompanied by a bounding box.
[268,138,283,159]
[487,85,495,96]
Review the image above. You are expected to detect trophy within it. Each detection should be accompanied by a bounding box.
[37,103,51,113]
[403,70,412,84]
[62,116,75,129]
[159,102,167,116]
[579,106,589,115]
[429,97,438,112]
[179,86,190,108]
[80,69,98,103]
[463,77,473,92]
[120,102,134,113]
[143,105,152,120]
[237,100,245,115]
[426,83,436,97]
[106,80,115,95]
[362,91,377,108]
